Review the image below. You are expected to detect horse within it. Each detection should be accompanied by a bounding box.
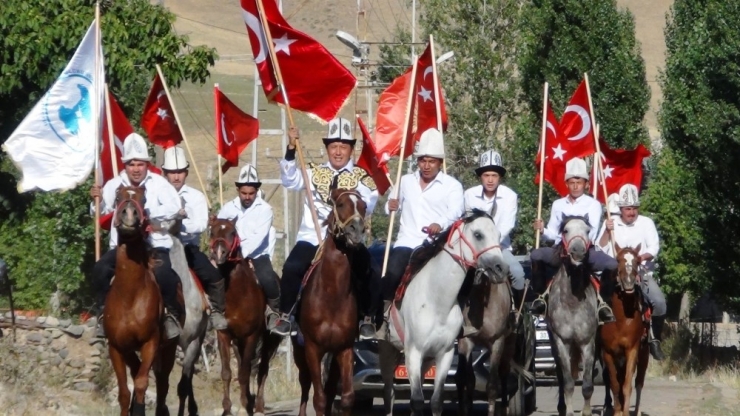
[293,188,368,416]
[103,186,178,416]
[599,244,650,416]
[380,209,509,416]
[209,217,281,416]
[547,215,599,416]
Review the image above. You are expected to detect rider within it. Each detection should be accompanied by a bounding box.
[269,118,380,339]
[530,157,617,323]
[90,133,183,340]
[381,128,465,334]
[217,164,281,329]
[596,184,667,360]
[161,146,227,331]
[463,150,526,320]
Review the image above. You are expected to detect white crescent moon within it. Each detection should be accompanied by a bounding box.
[221,113,233,146]
[423,66,433,80]
[546,121,557,137]
[156,91,166,100]
[242,10,267,64]
[563,105,591,141]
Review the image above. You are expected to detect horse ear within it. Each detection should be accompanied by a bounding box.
[583,213,589,224]
[634,243,641,254]
[614,242,622,253]
[209,214,217,226]
[230,216,238,226]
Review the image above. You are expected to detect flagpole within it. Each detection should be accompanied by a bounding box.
[93,2,102,261]
[584,73,615,251]
[104,84,118,179]
[215,84,224,207]
[381,58,419,278]
[155,64,211,209]
[535,82,549,249]
[429,35,446,174]
[255,0,322,242]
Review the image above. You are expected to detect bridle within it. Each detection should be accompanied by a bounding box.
[560,219,591,259]
[443,219,500,270]
[209,230,242,263]
[329,190,366,238]
[114,195,149,234]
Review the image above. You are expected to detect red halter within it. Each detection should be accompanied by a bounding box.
[209,233,242,263]
[560,232,591,256]
[443,219,500,269]
[113,196,150,234]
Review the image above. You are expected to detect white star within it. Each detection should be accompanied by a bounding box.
[551,144,567,160]
[418,86,433,102]
[602,164,614,178]
[273,33,297,55]
[157,108,169,120]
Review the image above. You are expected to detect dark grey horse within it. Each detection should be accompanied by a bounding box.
[548,216,599,416]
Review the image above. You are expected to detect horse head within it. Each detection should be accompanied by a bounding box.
[559,214,592,265]
[113,185,147,239]
[326,188,367,246]
[615,243,641,293]
[208,216,241,265]
[449,209,508,284]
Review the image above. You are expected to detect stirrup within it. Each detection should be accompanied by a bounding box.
[597,302,616,324]
[529,295,548,314]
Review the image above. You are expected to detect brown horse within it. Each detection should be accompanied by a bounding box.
[599,244,650,416]
[208,217,281,416]
[293,188,367,416]
[104,186,178,416]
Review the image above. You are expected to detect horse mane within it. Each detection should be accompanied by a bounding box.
[558,214,592,234]
[406,209,492,277]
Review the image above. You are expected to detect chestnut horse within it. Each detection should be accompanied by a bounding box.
[293,188,367,416]
[599,244,650,416]
[209,217,281,416]
[104,186,178,416]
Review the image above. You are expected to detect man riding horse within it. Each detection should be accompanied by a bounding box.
[597,184,667,360]
[269,118,380,339]
[161,146,227,331]
[90,133,184,340]
[217,164,281,329]
[381,128,465,336]
[530,157,617,323]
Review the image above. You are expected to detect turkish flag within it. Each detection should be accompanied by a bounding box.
[535,101,570,196]
[355,116,392,195]
[215,86,260,174]
[591,139,651,203]
[413,43,448,142]
[141,72,183,149]
[374,70,412,165]
[560,80,596,158]
[241,0,356,122]
[100,91,131,183]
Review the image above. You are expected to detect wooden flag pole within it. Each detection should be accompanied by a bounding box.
[429,35,446,174]
[104,84,119,179]
[155,64,211,209]
[93,2,101,261]
[255,0,322,242]
[381,58,420,278]
[215,84,224,206]
[535,82,549,249]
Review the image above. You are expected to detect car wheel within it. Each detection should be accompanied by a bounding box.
[507,375,526,416]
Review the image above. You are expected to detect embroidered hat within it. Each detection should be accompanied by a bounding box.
[474,149,506,177]
[235,164,261,188]
[121,133,151,162]
[322,117,356,146]
[617,184,640,207]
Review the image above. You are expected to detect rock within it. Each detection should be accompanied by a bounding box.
[50,356,62,366]
[59,348,69,359]
[90,349,101,357]
[40,360,49,365]
[4,312,11,319]
[73,382,97,392]
[85,317,98,328]
[37,346,45,353]
[48,329,64,339]
[50,338,66,352]
[669,375,677,382]
[45,316,59,327]
[26,333,43,343]
[68,358,85,368]
[36,316,46,324]
[43,330,52,338]
[86,356,101,365]
[65,325,85,337]
[16,315,26,321]
[88,337,104,346]
[59,319,72,328]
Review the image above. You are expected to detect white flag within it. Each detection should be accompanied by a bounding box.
[3,21,103,192]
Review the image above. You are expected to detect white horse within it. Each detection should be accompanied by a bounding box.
[381,210,509,416]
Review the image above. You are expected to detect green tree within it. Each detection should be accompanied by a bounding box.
[0,0,216,311]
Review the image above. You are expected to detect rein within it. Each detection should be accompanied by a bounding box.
[443,219,500,270]
[210,233,242,263]
[114,197,150,234]
[560,233,591,258]
[328,190,366,238]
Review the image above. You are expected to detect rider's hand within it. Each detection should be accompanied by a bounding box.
[288,126,299,149]
[388,199,399,212]
[90,184,102,200]
[605,219,614,231]
[426,223,442,235]
[177,208,188,219]
[533,219,544,233]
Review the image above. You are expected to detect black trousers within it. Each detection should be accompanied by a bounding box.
[92,247,183,317]
[251,254,280,300]
[184,243,223,287]
[280,241,380,319]
[381,246,414,301]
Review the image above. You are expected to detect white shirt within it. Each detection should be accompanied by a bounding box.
[95,171,181,249]
[596,215,660,261]
[464,184,518,250]
[543,194,602,244]
[386,171,465,249]
[217,196,273,259]
[280,158,379,246]
[177,184,208,246]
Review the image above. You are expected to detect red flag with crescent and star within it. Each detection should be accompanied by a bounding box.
[100,90,131,184]
[535,101,570,196]
[560,80,596,158]
[240,0,356,122]
[590,139,651,203]
[141,72,183,149]
[413,43,448,142]
[215,85,260,174]
[355,116,392,195]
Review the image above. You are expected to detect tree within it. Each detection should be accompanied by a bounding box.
[513,0,650,251]
[0,0,216,311]
[647,0,740,311]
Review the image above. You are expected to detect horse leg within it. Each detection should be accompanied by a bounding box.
[130,338,158,416]
[455,338,474,416]
[238,334,259,414]
[109,347,132,416]
[335,348,355,416]
[634,342,649,416]
[552,336,574,416]
[621,347,639,416]
[487,339,506,416]
[602,352,620,416]
[254,333,281,416]
[155,340,178,416]
[293,341,312,416]
[323,355,339,415]
[379,341,400,416]
[177,340,202,416]
[304,341,328,416]
[405,347,425,416]
[217,331,234,416]
[430,346,454,416]
[580,340,596,416]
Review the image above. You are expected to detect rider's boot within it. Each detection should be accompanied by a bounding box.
[207,279,228,331]
[527,260,548,315]
[649,315,666,361]
[597,271,617,324]
[377,300,392,340]
[359,316,377,340]
[268,310,297,337]
[265,297,281,329]
[163,298,183,340]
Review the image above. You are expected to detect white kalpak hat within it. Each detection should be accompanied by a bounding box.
[161,146,189,171]
[235,164,261,188]
[475,149,506,177]
[322,117,356,145]
[617,184,640,207]
[414,128,445,159]
[607,193,621,215]
[564,157,589,181]
[121,133,151,163]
